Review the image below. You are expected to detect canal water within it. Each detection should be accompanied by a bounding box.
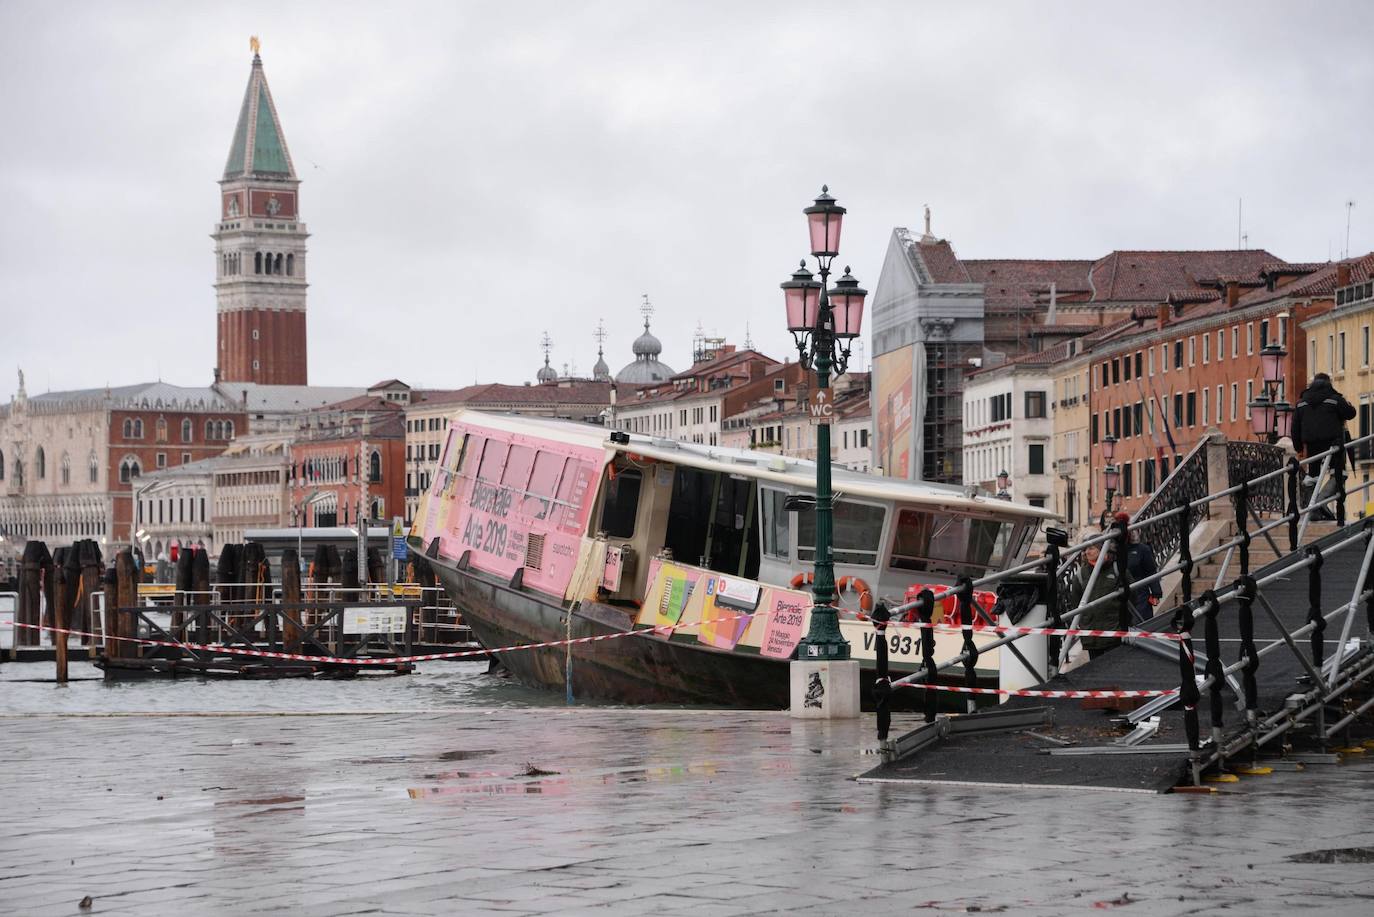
[0,659,568,715]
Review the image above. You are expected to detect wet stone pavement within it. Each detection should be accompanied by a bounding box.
[2,673,1374,915]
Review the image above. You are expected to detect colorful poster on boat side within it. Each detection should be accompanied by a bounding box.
[697,575,759,650]
[638,559,697,631]
[759,587,809,659]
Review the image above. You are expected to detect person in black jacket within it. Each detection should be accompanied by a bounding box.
[1114,512,1161,623]
[1292,373,1356,476]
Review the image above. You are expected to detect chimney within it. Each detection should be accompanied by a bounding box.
[1225,281,1240,308]
[1336,262,1352,288]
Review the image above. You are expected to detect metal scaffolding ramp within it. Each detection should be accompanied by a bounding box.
[858,434,1374,792]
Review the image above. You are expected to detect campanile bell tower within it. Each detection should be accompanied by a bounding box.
[214,40,309,385]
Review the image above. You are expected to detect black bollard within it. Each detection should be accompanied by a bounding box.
[871,602,892,742]
[1235,482,1251,578]
[1201,589,1225,753]
[1286,458,1301,552]
[1307,546,1325,671]
[957,578,979,715]
[1113,521,1131,631]
[1176,597,1201,755]
[917,589,937,724]
[1236,575,1259,721]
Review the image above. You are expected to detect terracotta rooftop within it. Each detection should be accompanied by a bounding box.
[416,381,616,409]
[316,394,405,413]
[962,259,1097,308]
[916,239,972,283]
[913,233,1287,310]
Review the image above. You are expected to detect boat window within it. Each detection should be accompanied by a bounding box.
[761,487,790,559]
[477,440,508,482]
[890,507,1012,574]
[796,499,885,566]
[502,445,534,490]
[554,459,587,532]
[599,468,642,538]
[523,451,565,520]
[444,432,469,474]
[528,451,564,497]
[458,435,481,475]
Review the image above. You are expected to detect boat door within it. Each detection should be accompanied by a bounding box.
[663,467,760,579]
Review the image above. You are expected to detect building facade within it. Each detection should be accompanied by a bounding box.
[0,378,246,563]
[289,397,405,529]
[1084,264,1346,518]
[135,459,219,561]
[215,49,309,385]
[1298,255,1374,518]
[1051,347,1094,534]
[870,209,1286,487]
[963,357,1057,507]
[212,434,293,549]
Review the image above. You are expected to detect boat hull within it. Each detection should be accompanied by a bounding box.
[431,554,792,708]
[429,553,997,711]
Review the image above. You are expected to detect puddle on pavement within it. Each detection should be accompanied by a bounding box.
[406,760,723,799]
[437,748,496,761]
[1287,846,1374,864]
[216,795,306,806]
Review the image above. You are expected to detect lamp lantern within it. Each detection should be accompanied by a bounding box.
[803,185,845,258]
[828,267,868,338]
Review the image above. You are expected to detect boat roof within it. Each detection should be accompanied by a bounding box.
[450,411,1058,522]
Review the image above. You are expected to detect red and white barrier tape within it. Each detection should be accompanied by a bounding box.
[895,682,1178,699]
[846,611,1184,643]
[0,609,762,667]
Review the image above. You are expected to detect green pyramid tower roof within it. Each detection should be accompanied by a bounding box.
[223,54,295,181]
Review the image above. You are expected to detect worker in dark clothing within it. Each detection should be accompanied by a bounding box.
[1292,373,1356,469]
[1114,512,1161,623]
[1292,373,1356,517]
[1067,536,1133,659]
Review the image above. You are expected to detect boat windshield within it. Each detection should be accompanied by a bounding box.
[796,499,885,567]
[889,507,1016,575]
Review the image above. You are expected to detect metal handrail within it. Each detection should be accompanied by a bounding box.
[878,433,1374,695]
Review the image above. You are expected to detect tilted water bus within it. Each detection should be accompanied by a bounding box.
[409,411,1056,707]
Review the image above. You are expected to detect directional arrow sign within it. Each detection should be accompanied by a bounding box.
[807,388,834,425]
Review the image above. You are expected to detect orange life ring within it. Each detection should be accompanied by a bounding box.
[836,576,875,613]
[789,571,815,590]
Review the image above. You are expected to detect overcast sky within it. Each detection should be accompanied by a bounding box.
[2,1,1371,402]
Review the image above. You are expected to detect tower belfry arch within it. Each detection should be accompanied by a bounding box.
[214,41,309,385]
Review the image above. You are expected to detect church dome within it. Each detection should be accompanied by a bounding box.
[632,327,662,357]
[616,297,676,384]
[592,354,611,382]
[536,358,557,384]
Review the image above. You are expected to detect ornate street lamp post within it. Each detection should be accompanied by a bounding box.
[782,186,866,661]
[1103,464,1120,516]
[996,469,1011,500]
[1248,342,1289,444]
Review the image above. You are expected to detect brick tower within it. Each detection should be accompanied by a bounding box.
[214,45,308,385]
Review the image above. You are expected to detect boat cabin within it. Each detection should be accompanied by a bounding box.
[415,412,1055,610]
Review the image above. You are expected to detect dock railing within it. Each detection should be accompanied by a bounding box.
[863,432,1374,785]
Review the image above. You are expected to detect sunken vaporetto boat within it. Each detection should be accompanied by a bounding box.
[410,411,1056,708]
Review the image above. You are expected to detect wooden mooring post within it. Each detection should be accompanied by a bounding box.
[281,548,303,652]
[110,549,140,660]
[17,541,51,648]
[77,539,102,643]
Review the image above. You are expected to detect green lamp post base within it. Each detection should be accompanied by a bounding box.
[796,605,850,660]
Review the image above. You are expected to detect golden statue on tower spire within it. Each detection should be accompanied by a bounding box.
[250,35,261,55]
